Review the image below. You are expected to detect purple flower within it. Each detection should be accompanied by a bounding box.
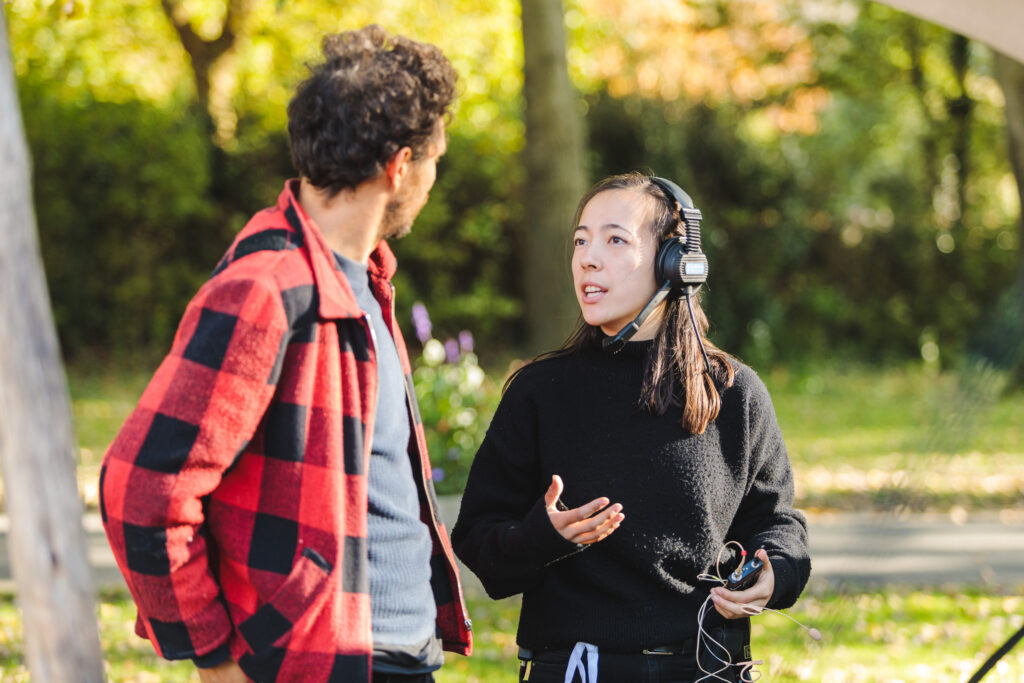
[432,467,446,482]
[411,302,431,343]
[444,338,460,364]
[458,330,474,353]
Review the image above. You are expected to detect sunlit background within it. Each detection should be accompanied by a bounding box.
[2,0,1023,680]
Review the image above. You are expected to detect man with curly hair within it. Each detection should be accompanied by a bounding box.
[100,26,472,683]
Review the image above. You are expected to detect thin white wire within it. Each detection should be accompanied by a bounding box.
[695,541,764,683]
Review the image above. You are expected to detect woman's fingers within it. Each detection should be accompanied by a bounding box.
[711,589,748,619]
[548,499,623,542]
[711,584,769,619]
[549,498,611,529]
[559,503,623,542]
[570,510,625,544]
[573,496,613,522]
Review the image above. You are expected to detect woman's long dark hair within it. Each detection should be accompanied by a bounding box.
[510,172,736,434]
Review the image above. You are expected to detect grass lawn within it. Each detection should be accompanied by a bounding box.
[0,589,1021,682]
[763,364,1024,513]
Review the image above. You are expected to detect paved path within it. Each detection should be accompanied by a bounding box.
[1,505,1022,594]
[803,511,1024,588]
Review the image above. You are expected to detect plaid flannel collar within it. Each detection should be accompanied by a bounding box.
[278,179,399,321]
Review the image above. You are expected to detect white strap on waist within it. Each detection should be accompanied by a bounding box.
[564,641,599,683]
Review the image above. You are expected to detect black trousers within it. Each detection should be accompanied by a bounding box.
[518,649,699,682]
[517,623,750,683]
[371,673,435,683]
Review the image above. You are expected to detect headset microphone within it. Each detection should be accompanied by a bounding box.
[602,176,711,372]
[602,282,673,354]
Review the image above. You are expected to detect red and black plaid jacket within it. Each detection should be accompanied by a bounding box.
[100,180,472,682]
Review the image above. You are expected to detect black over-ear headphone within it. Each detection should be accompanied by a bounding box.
[649,176,708,296]
[602,176,712,361]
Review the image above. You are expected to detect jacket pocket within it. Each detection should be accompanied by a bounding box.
[237,547,333,680]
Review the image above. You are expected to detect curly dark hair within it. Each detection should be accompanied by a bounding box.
[287,25,457,196]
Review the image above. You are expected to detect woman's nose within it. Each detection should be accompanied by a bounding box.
[578,246,600,270]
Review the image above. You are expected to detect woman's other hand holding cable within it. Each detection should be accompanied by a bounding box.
[710,548,775,619]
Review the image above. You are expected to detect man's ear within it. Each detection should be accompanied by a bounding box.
[384,146,413,189]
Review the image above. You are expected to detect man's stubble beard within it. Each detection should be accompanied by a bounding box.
[380,197,416,241]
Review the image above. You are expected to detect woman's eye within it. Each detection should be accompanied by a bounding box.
[573,237,586,246]
[610,236,627,245]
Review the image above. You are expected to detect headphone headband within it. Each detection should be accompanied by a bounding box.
[650,176,695,210]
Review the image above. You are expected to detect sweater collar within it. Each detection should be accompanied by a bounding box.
[583,335,654,377]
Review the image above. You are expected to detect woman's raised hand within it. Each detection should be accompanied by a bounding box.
[544,474,625,544]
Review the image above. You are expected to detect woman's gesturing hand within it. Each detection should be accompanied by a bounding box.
[544,474,624,544]
[710,548,775,619]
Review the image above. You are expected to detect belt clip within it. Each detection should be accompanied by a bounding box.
[642,646,674,656]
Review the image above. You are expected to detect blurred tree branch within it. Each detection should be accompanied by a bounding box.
[159,0,254,142]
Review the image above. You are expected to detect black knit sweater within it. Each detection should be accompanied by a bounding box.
[451,340,810,652]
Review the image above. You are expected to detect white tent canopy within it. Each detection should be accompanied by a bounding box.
[880,0,1024,64]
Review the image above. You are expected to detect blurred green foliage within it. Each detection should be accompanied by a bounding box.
[410,332,500,495]
[584,3,1019,367]
[6,0,1021,370]
[23,84,220,351]
[9,0,526,359]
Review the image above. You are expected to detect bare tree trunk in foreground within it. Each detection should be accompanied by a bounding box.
[0,11,104,682]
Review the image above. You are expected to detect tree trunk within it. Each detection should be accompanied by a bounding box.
[906,24,940,197]
[993,51,1024,277]
[949,33,972,238]
[0,11,104,682]
[992,50,1024,382]
[521,0,587,353]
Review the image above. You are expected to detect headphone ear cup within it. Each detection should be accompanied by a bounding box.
[655,237,685,290]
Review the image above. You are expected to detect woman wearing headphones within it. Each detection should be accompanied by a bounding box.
[452,172,811,682]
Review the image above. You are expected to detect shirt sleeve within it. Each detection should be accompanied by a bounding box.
[99,273,289,660]
[451,369,582,600]
[726,369,811,611]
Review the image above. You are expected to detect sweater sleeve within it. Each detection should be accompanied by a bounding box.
[726,368,811,611]
[451,368,582,599]
[99,273,288,660]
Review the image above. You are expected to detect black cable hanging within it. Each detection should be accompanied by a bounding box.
[685,292,711,375]
[967,624,1024,682]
